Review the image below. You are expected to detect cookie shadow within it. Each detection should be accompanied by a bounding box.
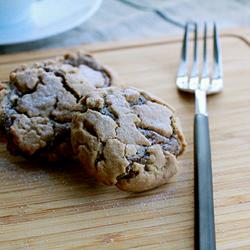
[0,145,104,196]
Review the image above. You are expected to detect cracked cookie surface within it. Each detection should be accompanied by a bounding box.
[1,51,117,160]
[71,87,186,192]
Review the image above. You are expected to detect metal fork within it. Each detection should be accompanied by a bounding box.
[176,22,223,250]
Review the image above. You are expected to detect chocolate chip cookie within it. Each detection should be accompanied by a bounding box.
[0,51,117,160]
[71,87,186,192]
[0,82,9,136]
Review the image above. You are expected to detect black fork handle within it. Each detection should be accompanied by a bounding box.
[194,114,216,250]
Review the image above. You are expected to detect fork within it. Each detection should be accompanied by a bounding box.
[176,22,223,250]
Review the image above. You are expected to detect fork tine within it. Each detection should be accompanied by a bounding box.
[212,23,223,79]
[176,23,189,89]
[200,22,210,91]
[181,22,189,65]
[210,22,223,92]
[202,22,208,78]
[189,23,199,90]
[192,23,198,72]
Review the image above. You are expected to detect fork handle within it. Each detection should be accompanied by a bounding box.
[194,114,216,250]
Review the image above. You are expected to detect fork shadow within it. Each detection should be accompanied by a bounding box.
[176,87,220,109]
[177,88,194,103]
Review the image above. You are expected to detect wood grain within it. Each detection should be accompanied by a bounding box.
[0,30,250,250]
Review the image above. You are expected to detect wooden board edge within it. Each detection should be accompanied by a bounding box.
[0,28,249,66]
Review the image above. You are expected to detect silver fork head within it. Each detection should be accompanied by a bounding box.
[176,22,223,95]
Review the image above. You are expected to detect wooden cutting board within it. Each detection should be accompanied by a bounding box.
[0,29,250,250]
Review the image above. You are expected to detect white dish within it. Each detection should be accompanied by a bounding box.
[0,0,102,45]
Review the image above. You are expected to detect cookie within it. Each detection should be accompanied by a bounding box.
[0,51,117,160]
[71,87,186,192]
[0,82,8,136]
